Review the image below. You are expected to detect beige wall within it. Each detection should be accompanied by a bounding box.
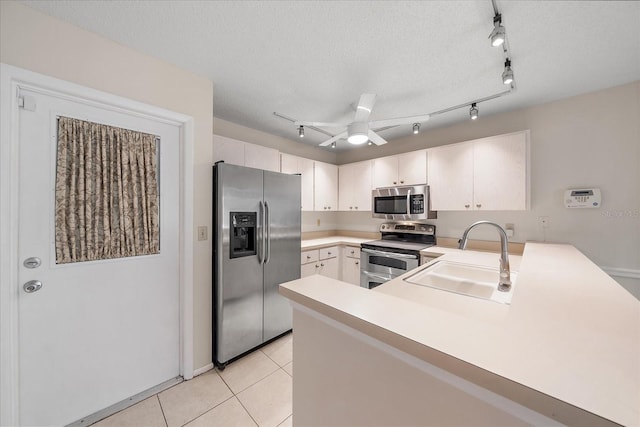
[1,2,214,369]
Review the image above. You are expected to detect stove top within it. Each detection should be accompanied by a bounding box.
[361,221,436,254]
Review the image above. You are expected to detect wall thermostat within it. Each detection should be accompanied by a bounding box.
[564,188,601,208]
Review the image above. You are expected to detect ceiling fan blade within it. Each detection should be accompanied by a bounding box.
[369,114,431,129]
[353,93,377,123]
[367,130,388,146]
[294,120,347,128]
[319,131,348,146]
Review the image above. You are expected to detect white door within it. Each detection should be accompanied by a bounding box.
[17,88,180,426]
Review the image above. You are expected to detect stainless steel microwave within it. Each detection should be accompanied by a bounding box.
[371,184,437,220]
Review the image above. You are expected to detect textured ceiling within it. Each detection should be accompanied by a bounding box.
[20,1,640,151]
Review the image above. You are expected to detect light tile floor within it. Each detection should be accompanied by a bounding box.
[93,333,293,427]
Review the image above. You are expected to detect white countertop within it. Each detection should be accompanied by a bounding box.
[280,242,640,426]
[301,236,371,250]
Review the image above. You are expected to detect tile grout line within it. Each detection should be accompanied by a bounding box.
[178,395,238,427]
[156,394,169,427]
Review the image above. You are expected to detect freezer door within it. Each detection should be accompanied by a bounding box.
[263,171,301,341]
[214,163,264,364]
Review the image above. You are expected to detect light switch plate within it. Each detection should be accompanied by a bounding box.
[197,226,208,241]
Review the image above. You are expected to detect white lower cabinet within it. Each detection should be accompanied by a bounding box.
[341,246,361,286]
[300,246,339,280]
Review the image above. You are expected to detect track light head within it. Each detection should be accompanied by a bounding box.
[502,59,514,85]
[298,125,304,138]
[367,141,373,146]
[470,103,479,120]
[331,141,336,148]
[489,14,505,47]
[412,123,420,134]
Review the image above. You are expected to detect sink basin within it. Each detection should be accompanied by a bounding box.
[403,260,517,304]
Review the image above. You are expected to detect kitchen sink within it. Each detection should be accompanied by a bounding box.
[403,260,517,304]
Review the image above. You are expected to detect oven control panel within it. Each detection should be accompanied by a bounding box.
[380,222,435,235]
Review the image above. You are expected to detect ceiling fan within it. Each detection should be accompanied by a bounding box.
[294,94,431,147]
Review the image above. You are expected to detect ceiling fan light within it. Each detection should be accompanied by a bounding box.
[347,122,369,145]
[413,123,420,134]
[470,103,479,120]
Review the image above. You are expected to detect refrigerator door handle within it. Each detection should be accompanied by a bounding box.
[265,201,271,264]
[258,200,265,264]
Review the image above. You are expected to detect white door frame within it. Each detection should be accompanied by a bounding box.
[0,63,195,426]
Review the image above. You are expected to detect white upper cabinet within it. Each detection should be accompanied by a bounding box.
[213,134,280,172]
[428,130,529,211]
[338,160,372,211]
[244,143,280,172]
[213,134,245,166]
[314,161,338,211]
[372,149,427,188]
[281,153,314,211]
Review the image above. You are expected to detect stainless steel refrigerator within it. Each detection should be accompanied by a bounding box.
[213,162,301,368]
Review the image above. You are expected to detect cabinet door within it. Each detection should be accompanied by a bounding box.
[398,150,427,185]
[314,161,338,211]
[318,257,339,280]
[301,262,318,278]
[427,143,474,210]
[372,155,398,188]
[244,142,280,172]
[338,161,371,211]
[213,134,244,166]
[282,154,314,211]
[473,132,528,210]
[341,256,361,286]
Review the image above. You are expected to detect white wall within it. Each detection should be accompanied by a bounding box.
[0,2,214,369]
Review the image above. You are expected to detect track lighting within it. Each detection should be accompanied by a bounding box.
[470,103,479,120]
[413,123,420,134]
[331,141,336,148]
[367,141,372,146]
[298,125,304,138]
[489,14,505,47]
[502,59,514,85]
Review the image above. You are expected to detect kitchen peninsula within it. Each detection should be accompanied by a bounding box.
[280,242,639,426]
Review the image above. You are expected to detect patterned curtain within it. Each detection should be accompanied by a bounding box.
[55,116,160,264]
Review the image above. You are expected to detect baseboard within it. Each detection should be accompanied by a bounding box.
[193,363,214,376]
[601,266,640,280]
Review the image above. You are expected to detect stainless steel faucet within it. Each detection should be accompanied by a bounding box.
[458,221,512,292]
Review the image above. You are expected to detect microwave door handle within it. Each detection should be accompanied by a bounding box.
[406,188,411,215]
[361,248,418,259]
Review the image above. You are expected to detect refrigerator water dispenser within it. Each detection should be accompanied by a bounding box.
[230,212,257,258]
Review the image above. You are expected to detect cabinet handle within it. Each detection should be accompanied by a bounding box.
[350,250,355,255]
[476,203,482,208]
[327,252,332,255]
[355,206,358,210]
[306,255,311,260]
[323,207,327,210]
[320,263,325,267]
[465,204,470,208]
[393,181,397,185]
[328,206,331,209]
[350,206,353,210]
[355,261,359,265]
[400,180,404,184]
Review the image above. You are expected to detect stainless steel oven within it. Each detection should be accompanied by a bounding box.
[360,222,436,289]
[372,185,437,221]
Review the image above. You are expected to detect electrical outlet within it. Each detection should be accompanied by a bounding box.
[316,219,321,227]
[539,216,549,228]
[197,226,208,241]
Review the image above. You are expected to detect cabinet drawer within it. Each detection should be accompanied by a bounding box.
[301,249,319,265]
[344,246,360,259]
[319,246,338,260]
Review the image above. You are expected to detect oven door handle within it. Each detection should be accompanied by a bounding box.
[361,248,418,259]
[361,270,393,281]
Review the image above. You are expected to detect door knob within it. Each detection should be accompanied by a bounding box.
[23,257,41,269]
[23,280,42,293]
